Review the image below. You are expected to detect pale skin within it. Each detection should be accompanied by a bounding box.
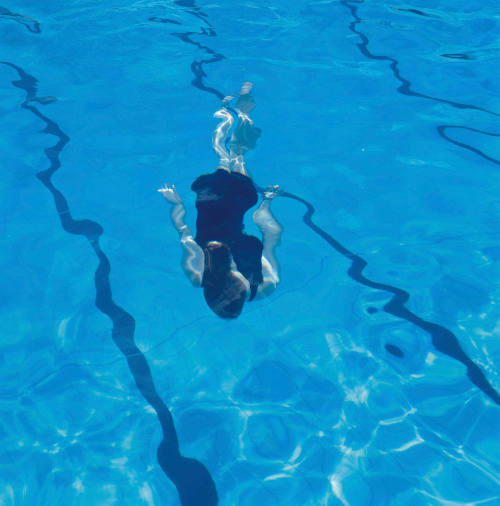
[158,183,205,287]
[159,82,282,300]
[158,183,281,299]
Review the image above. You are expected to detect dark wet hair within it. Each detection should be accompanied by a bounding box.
[202,241,248,319]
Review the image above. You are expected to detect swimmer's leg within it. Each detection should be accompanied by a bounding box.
[252,190,282,283]
[230,152,248,176]
[212,106,234,172]
[230,114,262,176]
[229,83,261,176]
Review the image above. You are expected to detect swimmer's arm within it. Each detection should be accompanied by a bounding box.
[171,205,205,287]
[252,196,282,299]
[158,184,204,287]
[255,256,279,299]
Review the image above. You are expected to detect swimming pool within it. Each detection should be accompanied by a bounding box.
[1,0,499,504]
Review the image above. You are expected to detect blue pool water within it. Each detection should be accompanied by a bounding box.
[1,0,499,504]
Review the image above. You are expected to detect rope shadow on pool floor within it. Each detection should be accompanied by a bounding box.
[1,61,218,506]
[0,5,40,34]
[163,0,500,406]
[276,189,500,406]
[340,0,500,165]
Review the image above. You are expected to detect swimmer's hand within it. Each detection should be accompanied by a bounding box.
[158,183,182,204]
[263,185,281,200]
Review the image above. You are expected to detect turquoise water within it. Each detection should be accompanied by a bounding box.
[1,1,499,504]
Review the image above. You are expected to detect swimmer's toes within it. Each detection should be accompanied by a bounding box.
[239,81,253,95]
[235,95,256,114]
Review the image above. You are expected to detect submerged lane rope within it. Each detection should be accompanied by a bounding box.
[160,3,499,405]
[2,61,217,506]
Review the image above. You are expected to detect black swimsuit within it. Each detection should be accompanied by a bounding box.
[191,169,263,300]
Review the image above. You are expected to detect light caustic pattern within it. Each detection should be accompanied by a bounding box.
[0,0,499,505]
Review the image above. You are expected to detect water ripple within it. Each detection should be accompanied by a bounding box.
[1,61,217,506]
[0,5,40,34]
[340,0,500,166]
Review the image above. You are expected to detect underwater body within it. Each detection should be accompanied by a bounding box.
[1,1,499,505]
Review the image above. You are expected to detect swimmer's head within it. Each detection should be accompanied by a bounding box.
[202,241,249,319]
[204,241,231,275]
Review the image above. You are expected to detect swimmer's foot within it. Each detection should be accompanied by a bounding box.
[222,94,235,106]
[235,81,255,114]
[239,81,253,95]
[263,185,281,199]
[235,94,255,115]
[222,82,255,112]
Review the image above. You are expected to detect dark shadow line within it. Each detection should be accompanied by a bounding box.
[389,6,436,18]
[149,16,182,26]
[437,125,500,165]
[173,0,213,27]
[171,32,222,59]
[441,53,472,61]
[275,189,499,406]
[170,31,226,100]
[0,6,40,33]
[150,6,225,101]
[185,10,215,32]
[340,0,498,117]
[164,2,499,405]
[174,0,197,7]
[341,0,500,166]
[336,2,499,393]
[1,61,218,506]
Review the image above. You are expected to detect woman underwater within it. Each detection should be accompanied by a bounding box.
[159,83,282,319]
